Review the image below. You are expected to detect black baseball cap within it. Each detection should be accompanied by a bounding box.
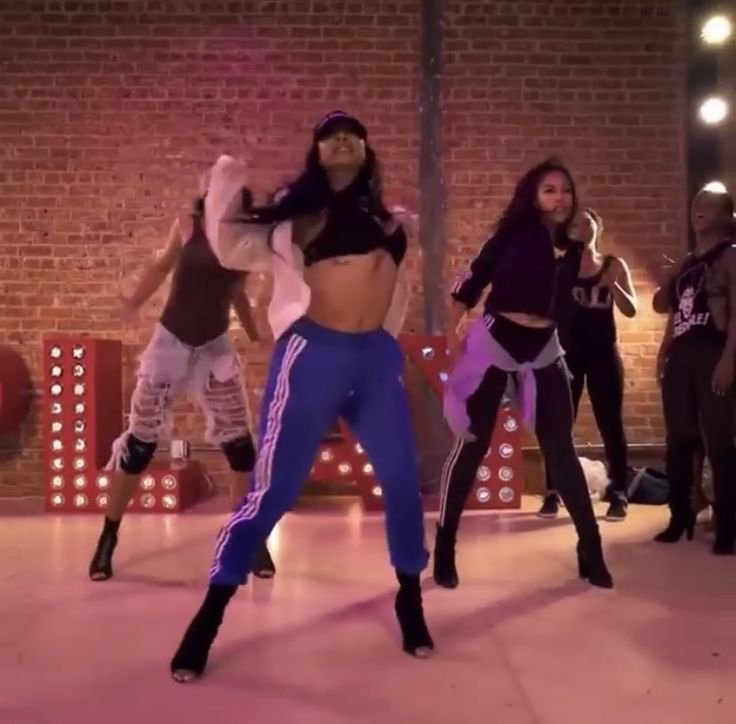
[313,110,368,142]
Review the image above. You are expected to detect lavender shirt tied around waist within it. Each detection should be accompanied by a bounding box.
[443,315,566,440]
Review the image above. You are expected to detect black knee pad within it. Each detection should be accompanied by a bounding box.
[221,435,256,473]
[120,434,157,474]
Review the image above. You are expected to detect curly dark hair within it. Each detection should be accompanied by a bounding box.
[494,157,578,241]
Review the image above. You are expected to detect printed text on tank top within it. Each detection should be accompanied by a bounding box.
[572,256,614,310]
[671,241,733,340]
[300,198,407,268]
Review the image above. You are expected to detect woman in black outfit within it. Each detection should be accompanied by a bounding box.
[538,208,637,522]
[652,187,736,555]
[435,158,613,590]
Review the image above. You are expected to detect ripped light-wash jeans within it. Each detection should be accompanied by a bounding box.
[106,324,253,471]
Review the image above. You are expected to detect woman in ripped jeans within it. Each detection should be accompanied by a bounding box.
[88,179,274,582]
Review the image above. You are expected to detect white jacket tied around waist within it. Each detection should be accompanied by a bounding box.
[203,154,409,340]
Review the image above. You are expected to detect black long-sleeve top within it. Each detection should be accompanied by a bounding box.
[451,219,583,324]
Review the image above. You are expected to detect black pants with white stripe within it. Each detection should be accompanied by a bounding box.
[439,360,600,545]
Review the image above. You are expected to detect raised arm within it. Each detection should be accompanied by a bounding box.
[203,155,273,273]
[606,256,637,318]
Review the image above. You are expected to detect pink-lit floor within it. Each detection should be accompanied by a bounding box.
[1,496,735,724]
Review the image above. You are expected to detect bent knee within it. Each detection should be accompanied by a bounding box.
[119,435,157,474]
[221,435,256,473]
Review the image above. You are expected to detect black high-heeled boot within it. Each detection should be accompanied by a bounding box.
[253,542,276,579]
[712,511,735,555]
[432,524,458,589]
[653,514,695,543]
[394,572,434,658]
[576,540,614,589]
[89,517,120,581]
[169,584,237,683]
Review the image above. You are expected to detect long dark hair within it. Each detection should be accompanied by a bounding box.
[247,143,392,225]
[494,157,578,242]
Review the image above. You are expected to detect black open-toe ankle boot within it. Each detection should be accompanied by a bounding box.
[89,518,120,581]
[170,584,237,683]
[394,572,434,658]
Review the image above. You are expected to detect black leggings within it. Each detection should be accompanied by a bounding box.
[439,358,601,545]
[545,345,628,494]
[662,335,736,534]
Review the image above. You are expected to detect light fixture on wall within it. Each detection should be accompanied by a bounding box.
[701,15,732,45]
[699,96,729,124]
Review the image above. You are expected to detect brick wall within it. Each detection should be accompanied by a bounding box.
[0,0,686,497]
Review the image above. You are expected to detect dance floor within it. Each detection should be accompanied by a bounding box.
[1,495,734,724]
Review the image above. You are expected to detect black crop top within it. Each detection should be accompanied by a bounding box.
[301,196,407,268]
[452,220,581,320]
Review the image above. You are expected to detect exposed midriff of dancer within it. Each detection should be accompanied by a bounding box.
[169,111,433,683]
[435,158,613,591]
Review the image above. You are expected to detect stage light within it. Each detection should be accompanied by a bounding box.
[162,494,177,509]
[703,181,728,193]
[362,462,374,475]
[96,475,110,490]
[141,475,156,490]
[51,458,64,470]
[50,365,62,377]
[74,402,86,414]
[699,96,728,125]
[371,485,382,497]
[73,457,86,471]
[73,493,88,508]
[51,475,64,490]
[51,402,62,414]
[74,439,86,452]
[421,346,435,360]
[320,449,333,462]
[73,383,85,396]
[73,475,87,490]
[74,420,85,433]
[72,345,85,359]
[140,493,156,508]
[73,364,85,377]
[354,443,364,454]
[504,416,518,432]
[439,371,448,382]
[96,493,110,508]
[161,474,177,490]
[50,383,63,396]
[476,487,491,503]
[499,486,515,503]
[499,466,514,481]
[477,465,491,481]
[499,443,514,458]
[701,15,732,45]
[51,439,63,452]
[51,421,62,433]
[50,493,65,507]
[338,462,352,475]
[50,346,62,359]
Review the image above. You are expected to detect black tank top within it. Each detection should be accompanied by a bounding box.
[670,241,732,342]
[160,215,244,347]
[569,256,617,347]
